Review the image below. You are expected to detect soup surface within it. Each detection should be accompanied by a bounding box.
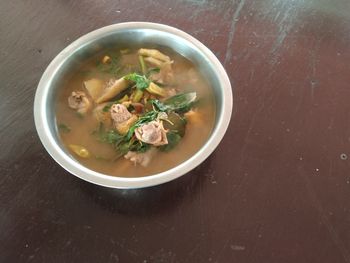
[56,47,216,177]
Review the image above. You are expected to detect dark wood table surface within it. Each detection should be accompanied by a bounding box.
[1,0,350,262]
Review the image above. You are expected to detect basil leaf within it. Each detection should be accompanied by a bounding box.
[159,131,181,152]
[163,92,197,113]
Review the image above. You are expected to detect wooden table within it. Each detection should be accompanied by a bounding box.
[1,0,350,262]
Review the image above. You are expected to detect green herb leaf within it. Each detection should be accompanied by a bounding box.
[124,73,150,90]
[159,131,181,152]
[75,112,84,119]
[102,104,112,112]
[146,67,160,77]
[128,138,151,153]
[164,92,197,113]
[163,112,186,137]
[58,123,71,133]
[96,55,121,76]
[93,122,151,156]
[150,99,168,112]
[126,110,159,140]
[93,123,123,144]
[105,130,124,144]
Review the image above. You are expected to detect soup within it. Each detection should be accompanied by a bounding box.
[56,47,216,177]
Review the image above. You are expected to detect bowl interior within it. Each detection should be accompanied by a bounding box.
[47,28,223,141]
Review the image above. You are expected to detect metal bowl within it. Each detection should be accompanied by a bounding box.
[34,22,232,189]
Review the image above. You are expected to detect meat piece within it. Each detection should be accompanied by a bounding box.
[110,104,132,123]
[68,91,91,114]
[134,121,168,146]
[124,147,157,167]
[110,104,137,135]
[115,115,138,135]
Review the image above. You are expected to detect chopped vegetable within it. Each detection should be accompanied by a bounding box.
[164,92,197,112]
[102,55,112,64]
[146,82,167,97]
[163,112,186,137]
[124,73,150,90]
[139,55,147,75]
[132,89,144,103]
[159,132,181,152]
[144,57,163,67]
[69,144,90,158]
[150,99,168,112]
[58,123,71,133]
[138,48,171,62]
[84,79,104,101]
[126,110,159,140]
[75,112,84,119]
[146,67,160,77]
[96,77,130,103]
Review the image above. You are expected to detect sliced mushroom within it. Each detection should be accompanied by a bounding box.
[68,91,91,114]
[135,120,168,146]
[96,78,130,104]
[138,48,171,63]
[124,147,157,167]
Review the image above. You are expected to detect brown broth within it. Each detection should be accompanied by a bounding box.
[55,48,216,177]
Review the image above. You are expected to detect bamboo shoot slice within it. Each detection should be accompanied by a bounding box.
[138,48,171,62]
[96,78,130,104]
[84,79,104,102]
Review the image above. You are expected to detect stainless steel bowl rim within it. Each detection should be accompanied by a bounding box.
[34,22,233,189]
